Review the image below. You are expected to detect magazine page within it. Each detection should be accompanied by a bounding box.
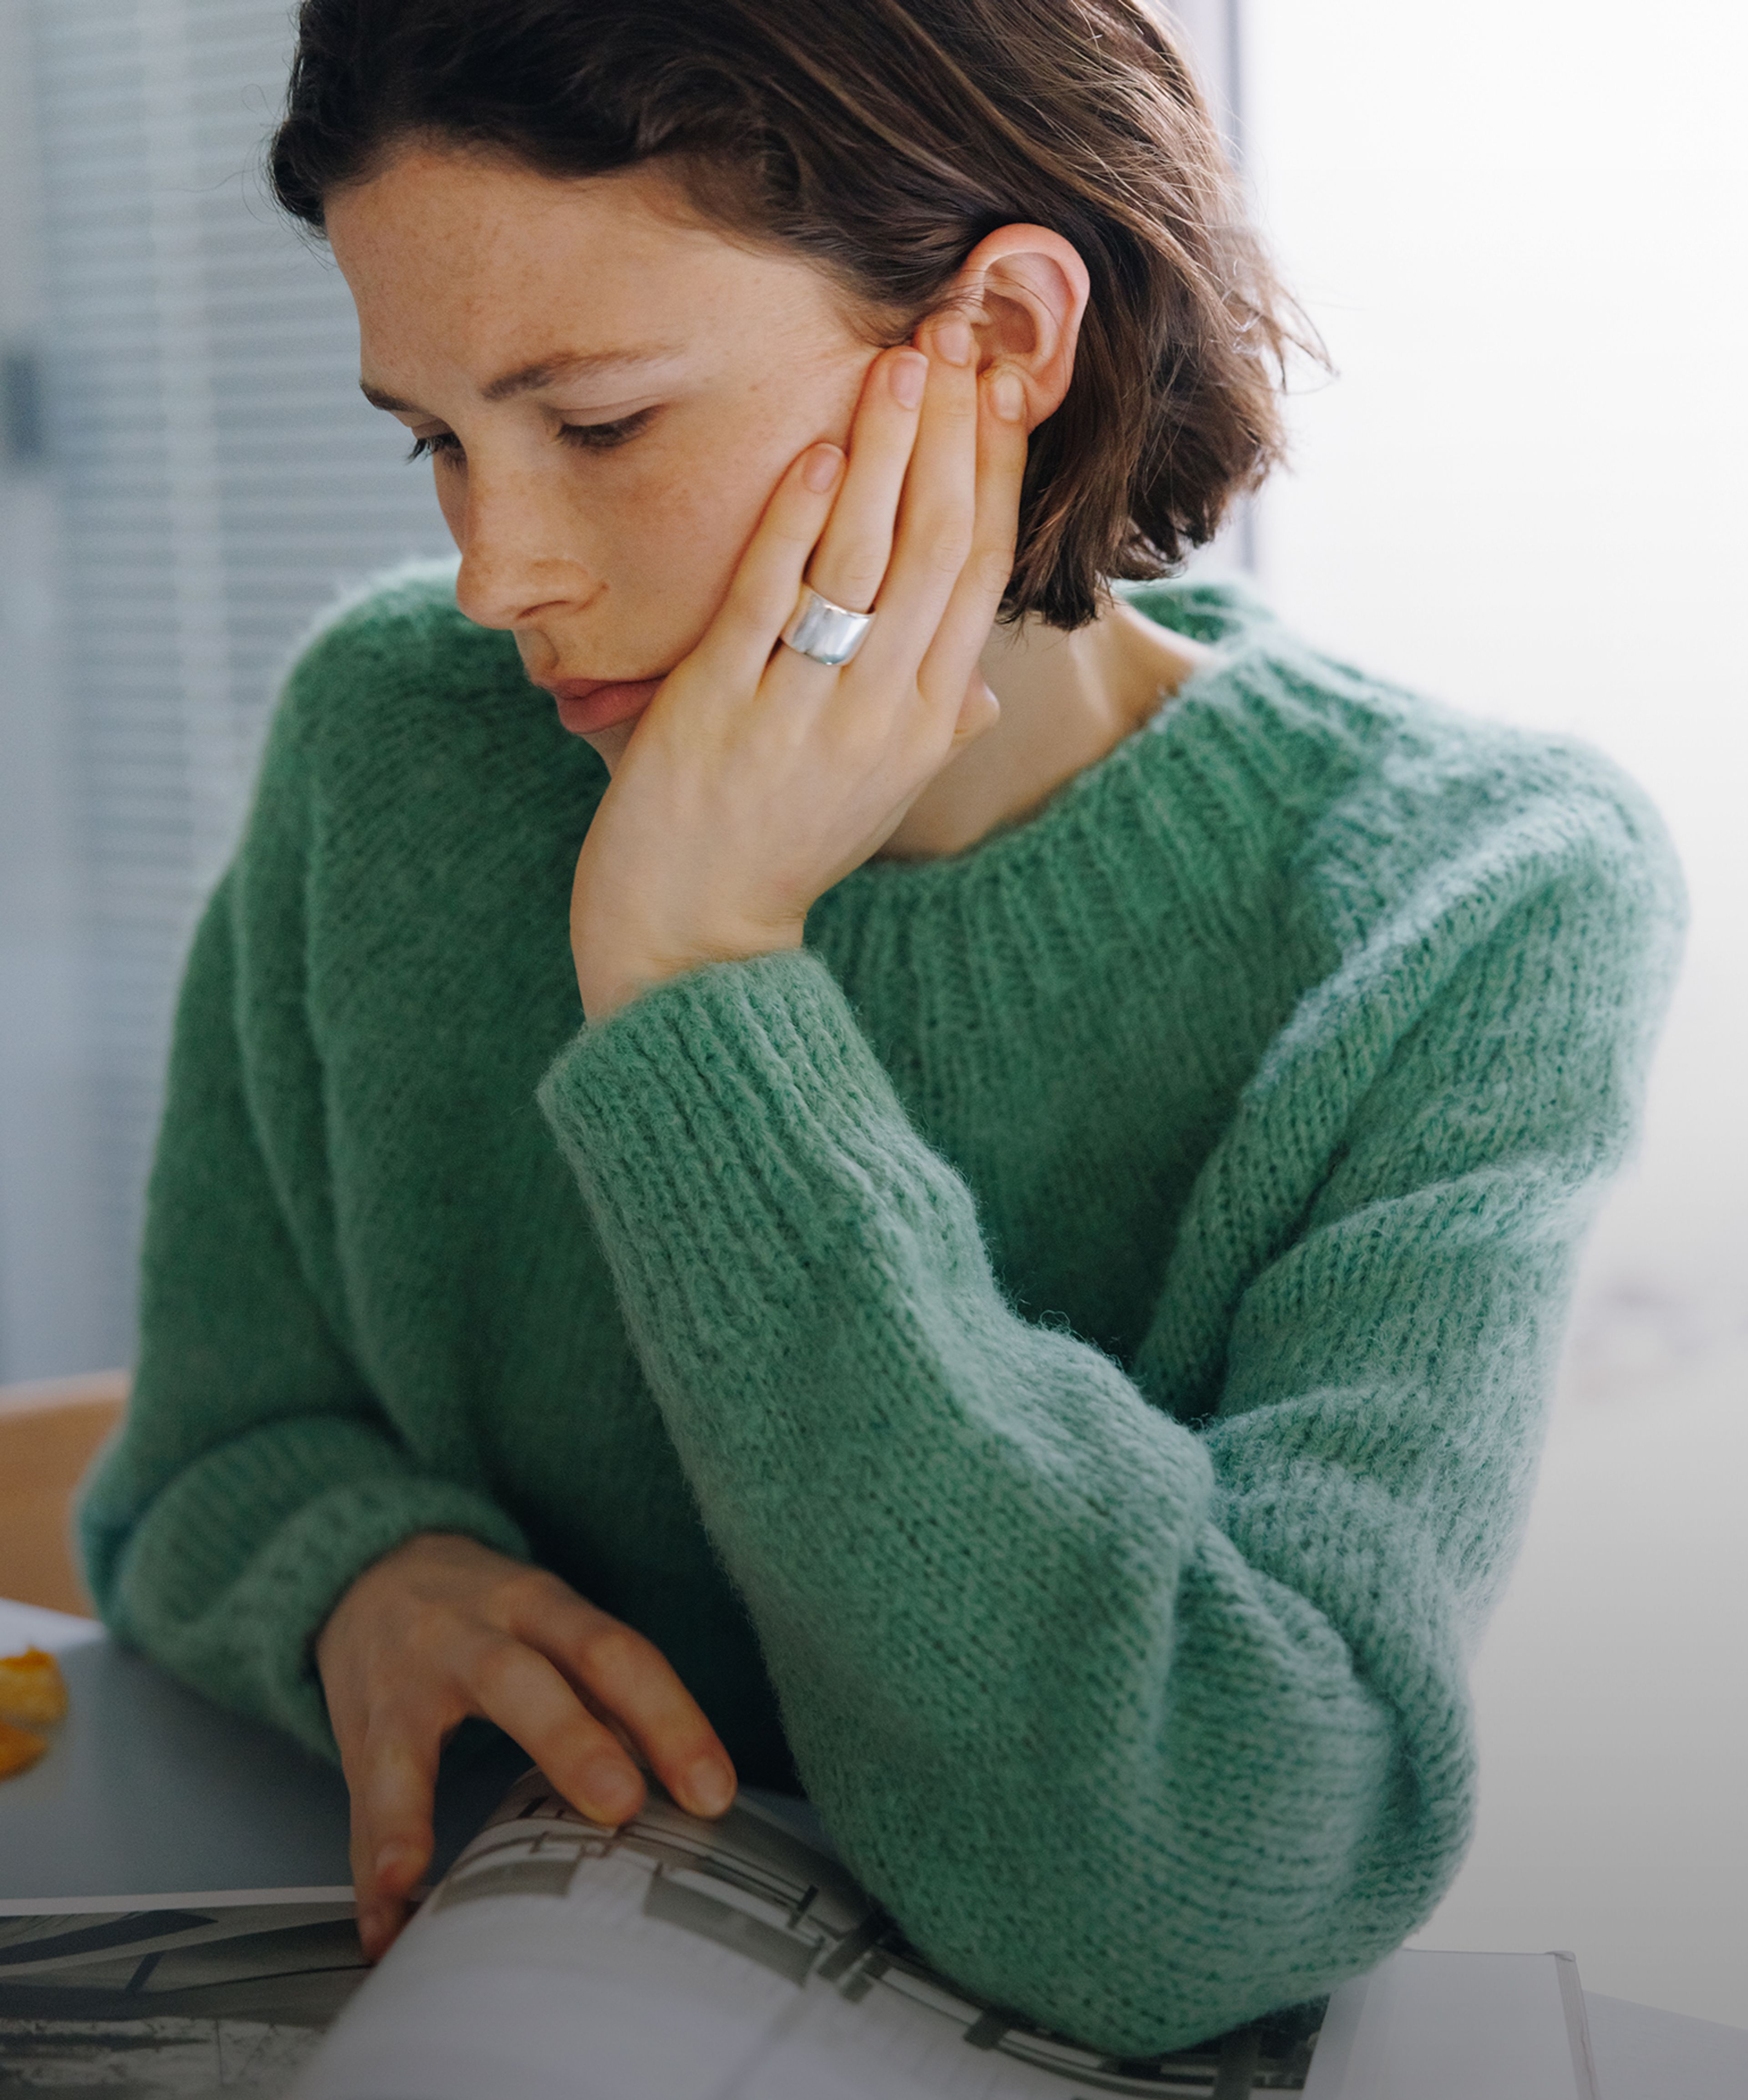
[0,1889,364,2095]
[292,1771,1326,2100]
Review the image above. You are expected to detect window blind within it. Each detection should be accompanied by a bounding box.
[11,0,447,1373]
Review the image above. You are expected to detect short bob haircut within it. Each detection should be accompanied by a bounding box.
[270,0,1309,630]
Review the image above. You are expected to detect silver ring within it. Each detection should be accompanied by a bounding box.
[781,586,875,667]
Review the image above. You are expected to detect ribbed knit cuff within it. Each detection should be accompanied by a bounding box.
[98,1421,530,1764]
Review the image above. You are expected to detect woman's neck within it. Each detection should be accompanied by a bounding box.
[874,595,1212,862]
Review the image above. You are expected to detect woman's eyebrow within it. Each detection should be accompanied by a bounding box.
[360,346,679,415]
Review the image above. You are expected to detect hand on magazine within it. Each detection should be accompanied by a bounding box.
[314,1532,736,1960]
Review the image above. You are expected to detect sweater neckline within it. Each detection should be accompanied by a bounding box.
[814,592,1275,912]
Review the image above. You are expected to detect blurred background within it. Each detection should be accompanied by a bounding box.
[1233,1,1748,2032]
[0,0,1742,2031]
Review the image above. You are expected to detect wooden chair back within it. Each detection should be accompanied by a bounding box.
[0,1372,129,1617]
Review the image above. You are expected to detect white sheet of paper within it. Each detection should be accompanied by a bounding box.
[291,1772,1323,2100]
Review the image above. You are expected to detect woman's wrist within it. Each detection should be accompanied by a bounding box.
[575,923,805,1026]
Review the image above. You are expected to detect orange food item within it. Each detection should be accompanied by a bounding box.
[0,1715,47,1780]
[0,1647,69,1726]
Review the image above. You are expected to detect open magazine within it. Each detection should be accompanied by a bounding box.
[0,1767,1600,2100]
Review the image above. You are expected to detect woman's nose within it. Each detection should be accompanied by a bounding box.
[452,470,596,632]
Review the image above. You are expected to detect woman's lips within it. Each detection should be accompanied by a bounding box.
[545,676,666,737]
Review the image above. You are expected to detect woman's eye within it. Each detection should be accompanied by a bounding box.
[402,408,656,467]
[558,407,657,452]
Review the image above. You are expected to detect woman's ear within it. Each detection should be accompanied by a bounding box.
[927,224,1091,431]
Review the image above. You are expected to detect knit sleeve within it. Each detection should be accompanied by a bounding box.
[77,706,529,1764]
[534,769,1681,2055]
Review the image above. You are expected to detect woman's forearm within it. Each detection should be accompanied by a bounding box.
[536,949,1484,2051]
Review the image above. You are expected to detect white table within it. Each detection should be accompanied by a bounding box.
[0,1595,532,1900]
[3,1598,1744,2097]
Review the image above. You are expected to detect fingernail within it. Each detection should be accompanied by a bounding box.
[988,370,1027,423]
[803,443,843,493]
[684,1758,735,1818]
[582,1759,642,1823]
[932,316,975,367]
[889,350,927,409]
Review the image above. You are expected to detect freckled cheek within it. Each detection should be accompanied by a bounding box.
[610,448,790,651]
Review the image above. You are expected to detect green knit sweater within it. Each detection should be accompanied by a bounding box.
[80,567,1682,2054]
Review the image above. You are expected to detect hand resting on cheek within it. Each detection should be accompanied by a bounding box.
[567,308,1035,1024]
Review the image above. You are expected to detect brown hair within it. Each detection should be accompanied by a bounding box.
[270,0,1313,629]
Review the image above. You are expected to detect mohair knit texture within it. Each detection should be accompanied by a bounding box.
[80,567,1682,2054]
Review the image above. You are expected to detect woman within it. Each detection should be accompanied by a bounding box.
[79,0,1682,2058]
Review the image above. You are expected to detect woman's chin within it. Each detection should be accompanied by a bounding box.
[574,713,644,777]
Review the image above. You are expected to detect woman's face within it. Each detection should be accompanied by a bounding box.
[326,145,887,760]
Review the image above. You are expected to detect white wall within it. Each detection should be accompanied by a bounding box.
[1245,0,1747,1371]
[1243,0,1747,2027]
[0,0,106,1380]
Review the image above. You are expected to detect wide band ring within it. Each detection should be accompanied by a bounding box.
[781,586,875,667]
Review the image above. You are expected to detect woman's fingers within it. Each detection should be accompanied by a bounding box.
[852,314,981,684]
[687,441,845,690]
[683,315,1005,722]
[320,1542,737,1966]
[492,1574,736,1818]
[915,364,1032,712]
[804,348,927,615]
[349,1723,438,1960]
[465,1635,650,1826]
[697,340,932,692]
[531,1602,737,1819]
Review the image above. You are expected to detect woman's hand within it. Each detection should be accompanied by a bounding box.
[569,315,1030,1022]
[314,1532,736,1960]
